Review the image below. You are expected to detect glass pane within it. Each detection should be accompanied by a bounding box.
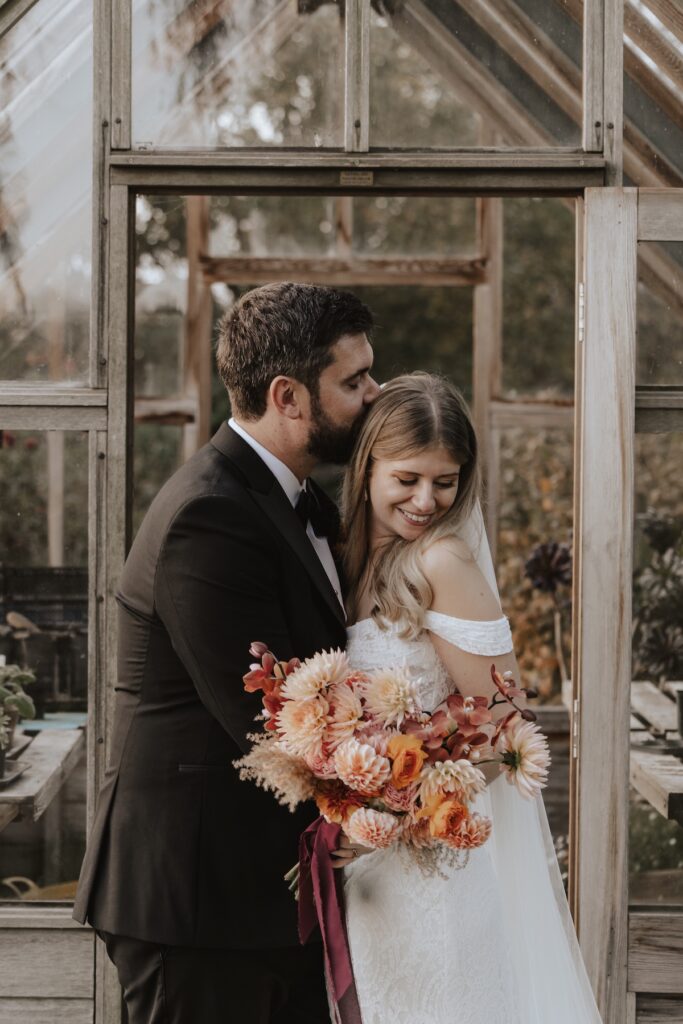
[502,198,575,398]
[630,432,683,907]
[370,0,581,149]
[209,196,337,257]
[623,5,683,185]
[496,426,574,704]
[132,1,343,149]
[636,243,683,386]
[133,424,185,534]
[0,430,88,900]
[0,0,92,380]
[352,197,476,257]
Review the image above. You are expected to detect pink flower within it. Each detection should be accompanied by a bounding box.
[446,814,492,849]
[446,694,492,735]
[277,695,329,759]
[304,749,338,779]
[382,781,419,813]
[497,717,551,799]
[333,738,391,796]
[326,682,364,750]
[345,807,403,849]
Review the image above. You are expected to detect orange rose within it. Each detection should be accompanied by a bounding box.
[429,797,469,841]
[387,734,427,790]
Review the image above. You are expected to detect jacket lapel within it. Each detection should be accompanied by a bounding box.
[211,422,346,628]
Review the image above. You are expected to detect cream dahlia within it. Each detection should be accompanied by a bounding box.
[280,648,350,701]
[498,717,550,798]
[360,665,420,727]
[277,694,329,759]
[420,758,487,804]
[333,738,391,796]
[345,807,403,849]
[326,682,364,750]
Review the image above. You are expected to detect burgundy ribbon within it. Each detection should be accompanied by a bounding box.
[298,817,363,1024]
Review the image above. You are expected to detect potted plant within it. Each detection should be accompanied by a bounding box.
[0,665,36,779]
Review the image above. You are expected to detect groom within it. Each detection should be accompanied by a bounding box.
[73,283,378,1023]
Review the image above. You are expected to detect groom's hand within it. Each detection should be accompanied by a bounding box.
[331,832,372,869]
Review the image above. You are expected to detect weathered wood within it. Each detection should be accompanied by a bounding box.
[604,0,625,184]
[47,431,65,567]
[92,0,112,386]
[473,195,503,529]
[636,995,683,1022]
[0,930,93,998]
[630,749,683,824]
[0,729,85,821]
[629,913,683,994]
[200,255,488,286]
[344,0,369,152]
[105,184,134,780]
[638,189,683,242]
[183,196,212,460]
[625,3,683,94]
[584,0,604,151]
[0,805,18,831]
[111,0,131,149]
[0,386,107,406]
[134,397,196,425]
[0,999,93,1023]
[574,188,637,1023]
[0,407,107,430]
[642,0,683,43]
[0,0,40,37]
[0,905,84,929]
[632,681,678,734]
[627,990,636,1024]
[108,158,606,199]
[88,427,108,816]
[489,399,574,429]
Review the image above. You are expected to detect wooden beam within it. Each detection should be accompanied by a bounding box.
[625,2,683,94]
[0,407,107,430]
[111,0,131,149]
[631,681,678,734]
[199,254,488,286]
[638,188,683,241]
[584,0,605,151]
[635,996,683,1022]
[629,913,683,994]
[489,398,574,429]
[642,0,683,44]
[0,385,106,407]
[574,188,637,1022]
[0,0,40,38]
[183,196,212,459]
[344,0,369,151]
[630,749,683,824]
[134,397,196,425]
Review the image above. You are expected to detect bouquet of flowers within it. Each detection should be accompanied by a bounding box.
[235,641,551,862]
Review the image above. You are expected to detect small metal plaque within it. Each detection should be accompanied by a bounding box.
[339,171,374,186]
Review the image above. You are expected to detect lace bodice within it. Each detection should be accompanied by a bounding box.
[346,610,513,710]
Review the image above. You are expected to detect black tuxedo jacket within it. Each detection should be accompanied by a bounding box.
[73,423,347,948]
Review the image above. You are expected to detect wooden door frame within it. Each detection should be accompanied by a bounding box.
[573,187,683,1024]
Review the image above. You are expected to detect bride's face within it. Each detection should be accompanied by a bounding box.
[367,445,461,545]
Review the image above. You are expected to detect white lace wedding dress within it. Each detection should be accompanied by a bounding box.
[342,610,603,1024]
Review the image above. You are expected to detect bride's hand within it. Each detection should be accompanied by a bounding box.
[331,831,372,868]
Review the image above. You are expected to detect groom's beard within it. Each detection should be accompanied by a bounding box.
[306,396,368,466]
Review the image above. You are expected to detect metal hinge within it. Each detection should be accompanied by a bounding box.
[577,282,585,344]
[572,697,580,758]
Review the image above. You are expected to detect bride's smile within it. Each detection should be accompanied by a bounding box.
[368,445,461,545]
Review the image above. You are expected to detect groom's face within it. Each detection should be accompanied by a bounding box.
[306,333,379,465]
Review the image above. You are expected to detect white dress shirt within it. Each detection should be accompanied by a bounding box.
[228,419,345,613]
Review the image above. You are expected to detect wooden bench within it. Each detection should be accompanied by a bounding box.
[0,726,85,833]
[630,681,683,827]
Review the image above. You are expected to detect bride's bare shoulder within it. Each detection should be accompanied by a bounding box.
[420,536,501,619]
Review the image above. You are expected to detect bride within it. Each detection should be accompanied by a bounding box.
[329,372,603,1024]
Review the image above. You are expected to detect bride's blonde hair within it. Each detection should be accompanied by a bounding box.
[341,372,480,637]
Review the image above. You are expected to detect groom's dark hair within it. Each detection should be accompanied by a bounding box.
[215,282,374,419]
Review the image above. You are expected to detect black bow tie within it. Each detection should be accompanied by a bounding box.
[295,485,332,539]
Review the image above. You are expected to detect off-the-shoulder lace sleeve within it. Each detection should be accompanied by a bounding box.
[424,609,513,656]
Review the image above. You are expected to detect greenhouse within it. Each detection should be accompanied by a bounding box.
[0,0,682,1022]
